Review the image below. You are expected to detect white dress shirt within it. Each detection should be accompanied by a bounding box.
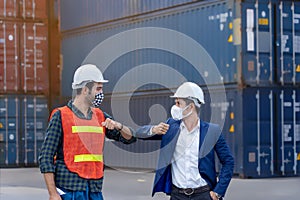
[171,119,207,188]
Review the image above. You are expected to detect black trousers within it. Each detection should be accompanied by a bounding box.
[170,190,212,200]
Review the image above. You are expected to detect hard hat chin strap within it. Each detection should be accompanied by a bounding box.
[187,97,201,108]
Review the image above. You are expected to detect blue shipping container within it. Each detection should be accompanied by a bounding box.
[99,86,300,177]
[275,1,300,85]
[61,0,300,98]
[61,0,236,96]
[0,96,20,166]
[201,86,300,178]
[20,96,48,166]
[59,0,300,177]
[0,95,49,167]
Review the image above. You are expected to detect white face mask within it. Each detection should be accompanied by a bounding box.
[170,104,192,120]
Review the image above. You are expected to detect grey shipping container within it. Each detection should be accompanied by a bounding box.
[100,85,300,178]
[60,0,300,97]
[0,95,48,167]
[60,0,200,31]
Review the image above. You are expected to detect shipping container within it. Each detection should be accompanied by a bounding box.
[0,0,19,18]
[0,95,48,167]
[20,0,48,19]
[0,21,19,92]
[60,0,199,31]
[60,0,300,98]
[20,95,48,166]
[1,1,58,96]
[60,0,236,96]
[100,86,300,177]
[57,0,300,177]
[102,90,172,170]
[0,21,49,95]
[0,96,19,166]
[0,0,48,19]
[20,22,49,94]
[275,1,300,85]
[0,0,60,167]
[201,86,300,178]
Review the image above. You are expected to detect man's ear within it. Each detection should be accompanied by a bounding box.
[190,103,196,111]
[81,86,89,95]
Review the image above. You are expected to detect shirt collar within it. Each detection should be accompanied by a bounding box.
[180,118,200,133]
[67,100,93,119]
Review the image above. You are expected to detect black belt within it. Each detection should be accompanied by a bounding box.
[172,184,210,196]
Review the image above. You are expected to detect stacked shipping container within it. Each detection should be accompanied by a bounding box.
[59,0,300,177]
[0,0,59,167]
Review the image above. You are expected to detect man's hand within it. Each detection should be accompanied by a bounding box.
[152,122,169,135]
[102,118,122,130]
[210,191,219,200]
[49,193,62,200]
[102,118,133,140]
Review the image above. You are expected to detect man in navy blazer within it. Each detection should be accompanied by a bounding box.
[136,82,234,200]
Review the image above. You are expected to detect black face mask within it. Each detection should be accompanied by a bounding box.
[93,93,104,107]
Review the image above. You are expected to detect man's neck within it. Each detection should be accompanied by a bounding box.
[73,97,90,117]
[182,113,199,132]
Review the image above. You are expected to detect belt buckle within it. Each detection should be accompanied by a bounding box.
[183,188,194,195]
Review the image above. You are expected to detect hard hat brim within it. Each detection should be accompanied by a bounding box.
[170,95,205,104]
[99,79,109,83]
[170,95,188,98]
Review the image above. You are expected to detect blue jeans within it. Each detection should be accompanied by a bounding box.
[59,185,103,200]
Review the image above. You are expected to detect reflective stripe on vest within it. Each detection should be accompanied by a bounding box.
[74,154,103,162]
[72,126,104,134]
[56,106,106,179]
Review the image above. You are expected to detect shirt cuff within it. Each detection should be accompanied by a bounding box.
[148,126,155,136]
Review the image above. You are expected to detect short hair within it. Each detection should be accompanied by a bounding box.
[74,81,94,95]
[183,98,200,115]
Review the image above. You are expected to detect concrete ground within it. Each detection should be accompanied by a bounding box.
[0,167,299,200]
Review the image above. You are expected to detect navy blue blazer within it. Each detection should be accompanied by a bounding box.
[136,118,234,197]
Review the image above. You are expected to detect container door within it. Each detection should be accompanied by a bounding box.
[205,87,242,176]
[241,1,274,86]
[0,0,19,18]
[277,88,300,176]
[276,1,300,85]
[21,96,48,165]
[243,88,275,177]
[0,96,19,166]
[0,21,19,93]
[21,0,47,19]
[20,22,49,94]
[295,89,300,175]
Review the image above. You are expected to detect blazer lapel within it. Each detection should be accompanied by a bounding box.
[199,120,208,149]
[199,121,209,159]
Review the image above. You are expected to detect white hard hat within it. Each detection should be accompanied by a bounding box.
[170,82,205,106]
[72,64,108,89]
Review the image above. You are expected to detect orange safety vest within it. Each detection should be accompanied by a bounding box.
[56,106,106,179]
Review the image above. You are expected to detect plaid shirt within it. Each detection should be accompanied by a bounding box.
[39,101,136,192]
